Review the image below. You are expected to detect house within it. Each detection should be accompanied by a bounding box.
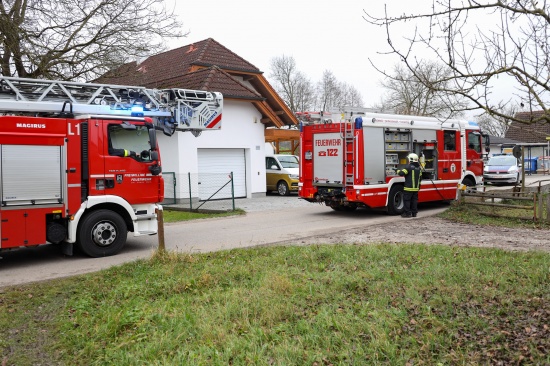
[505,110,550,172]
[97,38,298,201]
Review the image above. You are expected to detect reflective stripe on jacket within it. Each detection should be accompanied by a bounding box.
[397,163,422,192]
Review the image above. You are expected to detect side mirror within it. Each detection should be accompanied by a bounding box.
[150,151,159,161]
[270,165,279,170]
[149,163,161,176]
[149,127,157,151]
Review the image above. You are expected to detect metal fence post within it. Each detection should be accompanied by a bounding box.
[171,172,177,204]
[230,171,235,211]
[188,172,192,210]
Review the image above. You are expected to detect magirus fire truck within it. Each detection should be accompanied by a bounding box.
[0,76,222,257]
[299,108,489,214]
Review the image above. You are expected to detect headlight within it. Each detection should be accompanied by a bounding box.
[289,174,299,179]
[508,167,518,173]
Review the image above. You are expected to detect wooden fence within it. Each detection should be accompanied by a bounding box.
[458,190,550,224]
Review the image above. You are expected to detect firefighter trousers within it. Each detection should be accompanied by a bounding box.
[403,191,418,216]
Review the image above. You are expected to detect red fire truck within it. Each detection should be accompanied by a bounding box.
[0,76,222,257]
[299,109,489,214]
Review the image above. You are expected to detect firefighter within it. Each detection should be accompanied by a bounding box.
[397,153,422,218]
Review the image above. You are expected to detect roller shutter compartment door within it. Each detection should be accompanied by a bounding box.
[198,149,247,199]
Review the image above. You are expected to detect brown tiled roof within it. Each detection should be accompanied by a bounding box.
[96,38,296,128]
[97,38,260,87]
[505,110,550,143]
[158,67,262,100]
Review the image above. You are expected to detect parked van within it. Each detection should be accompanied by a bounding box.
[265,143,299,196]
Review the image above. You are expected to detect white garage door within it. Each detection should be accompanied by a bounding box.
[198,149,247,199]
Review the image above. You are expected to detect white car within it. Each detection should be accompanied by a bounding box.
[483,155,522,185]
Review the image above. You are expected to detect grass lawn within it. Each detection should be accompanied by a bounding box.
[162,209,245,223]
[1,242,548,365]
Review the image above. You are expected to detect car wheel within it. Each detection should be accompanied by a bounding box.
[76,210,127,257]
[387,185,404,215]
[277,181,290,196]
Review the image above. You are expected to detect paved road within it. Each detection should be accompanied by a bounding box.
[1,174,548,289]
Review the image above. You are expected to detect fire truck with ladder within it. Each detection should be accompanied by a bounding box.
[0,76,222,257]
[299,108,490,214]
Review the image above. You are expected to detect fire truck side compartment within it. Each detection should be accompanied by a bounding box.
[363,126,386,183]
[1,145,63,205]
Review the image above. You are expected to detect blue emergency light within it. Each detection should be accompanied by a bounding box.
[131,105,144,117]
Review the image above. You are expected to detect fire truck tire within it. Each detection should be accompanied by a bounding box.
[461,177,476,193]
[76,210,128,257]
[387,185,405,215]
[277,181,290,196]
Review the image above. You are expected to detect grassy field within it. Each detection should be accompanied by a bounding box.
[1,206,549,365]
[441,192,550,229]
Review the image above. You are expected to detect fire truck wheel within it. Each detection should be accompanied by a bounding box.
[387,185,405,215]
[461,177,476,193]
[77,210,128,257]
[277,181,290,196]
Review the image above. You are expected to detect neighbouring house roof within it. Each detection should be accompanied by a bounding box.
[505,110,550,143]
[96,38,296,128]
[489,135,521,146]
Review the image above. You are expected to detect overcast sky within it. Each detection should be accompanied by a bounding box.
[169,1,503,118]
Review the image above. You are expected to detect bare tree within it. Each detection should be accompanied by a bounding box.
[0,0,186,80]
[364,1,550,124]
[269,57,363,113]
[316,70,342,112]
[475,104,517,137]
[338,82,364,109]
[376,61,467,118]
[316,72,364,111]
[269,55,315,113]
[294,74,316,113]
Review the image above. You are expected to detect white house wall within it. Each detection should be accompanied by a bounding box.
[158,100,268,200]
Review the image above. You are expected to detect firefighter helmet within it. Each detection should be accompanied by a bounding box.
[407,153,419,163]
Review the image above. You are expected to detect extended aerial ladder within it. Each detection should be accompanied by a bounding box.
[0,76,223,136]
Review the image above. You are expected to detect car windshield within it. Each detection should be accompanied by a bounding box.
[487,156,517,166]
[277,155,299,168]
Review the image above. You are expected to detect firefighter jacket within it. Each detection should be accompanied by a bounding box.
[397,163,422,192]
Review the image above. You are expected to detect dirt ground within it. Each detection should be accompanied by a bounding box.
[289,216,550,253]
